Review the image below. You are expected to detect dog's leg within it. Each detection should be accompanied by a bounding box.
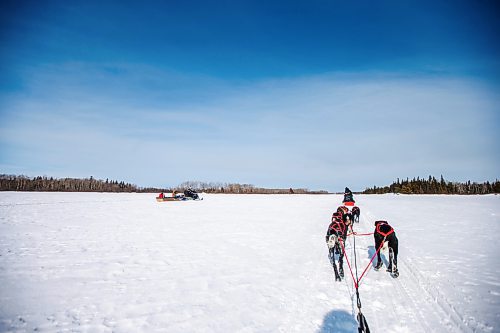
[334,264,341,281]
[388,247,399,277]
[374,237,383,270]
[387,247,393,271]
[328,247,341,281]
[338,245,344,278]
[332,258,341,281]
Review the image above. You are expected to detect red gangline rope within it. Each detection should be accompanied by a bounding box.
[346,231,374,237]
[357,240,385,285]
[339,237,385,289]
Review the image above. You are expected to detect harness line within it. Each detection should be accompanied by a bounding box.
[347,231,374,237]
[330,213,393,331]
[352,227,369,333]
[337,225,387,333]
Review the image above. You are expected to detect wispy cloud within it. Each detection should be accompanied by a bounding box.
[1,63,498,190]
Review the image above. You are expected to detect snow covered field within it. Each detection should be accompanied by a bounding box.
[0,192,499,332]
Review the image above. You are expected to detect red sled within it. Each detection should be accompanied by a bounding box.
[343,201,355,207]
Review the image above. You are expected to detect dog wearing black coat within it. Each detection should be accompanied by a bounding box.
[373,220,399,277]
[351,206,360,223]
[326,214,347,281]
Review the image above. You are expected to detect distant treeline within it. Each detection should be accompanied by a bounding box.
[176,181,328,194]
[0,174,168,193]
[0,175,328,194]
[363,176,500,195]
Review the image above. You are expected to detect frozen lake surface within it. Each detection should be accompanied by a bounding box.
[1,192,499,332]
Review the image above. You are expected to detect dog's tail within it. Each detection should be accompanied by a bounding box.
[327,235,338,249]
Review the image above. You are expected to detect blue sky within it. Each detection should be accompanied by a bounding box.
[1,0,499,192]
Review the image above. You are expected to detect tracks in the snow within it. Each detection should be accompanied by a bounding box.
[398,258,474,332]
[361,207,473,333]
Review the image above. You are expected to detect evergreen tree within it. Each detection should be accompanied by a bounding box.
[362,176,500,195]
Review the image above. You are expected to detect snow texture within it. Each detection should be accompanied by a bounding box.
[0,192,499,332]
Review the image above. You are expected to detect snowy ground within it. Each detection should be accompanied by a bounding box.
[0,192,499,332]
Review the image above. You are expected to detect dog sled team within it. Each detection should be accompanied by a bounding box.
[326,187,399,282]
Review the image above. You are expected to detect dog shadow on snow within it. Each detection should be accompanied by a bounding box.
[318,310,358,333]
[367,245,389,267]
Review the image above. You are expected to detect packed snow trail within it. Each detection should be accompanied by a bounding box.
[0,192,498,332]
[345,207,469,332]
[347,195,499,333]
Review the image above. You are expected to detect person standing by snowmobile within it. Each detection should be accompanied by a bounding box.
[373,220,399,277]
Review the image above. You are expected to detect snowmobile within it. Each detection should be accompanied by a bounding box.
[156,189,202,202]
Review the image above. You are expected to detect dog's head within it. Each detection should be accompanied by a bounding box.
[343,213,352,225]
